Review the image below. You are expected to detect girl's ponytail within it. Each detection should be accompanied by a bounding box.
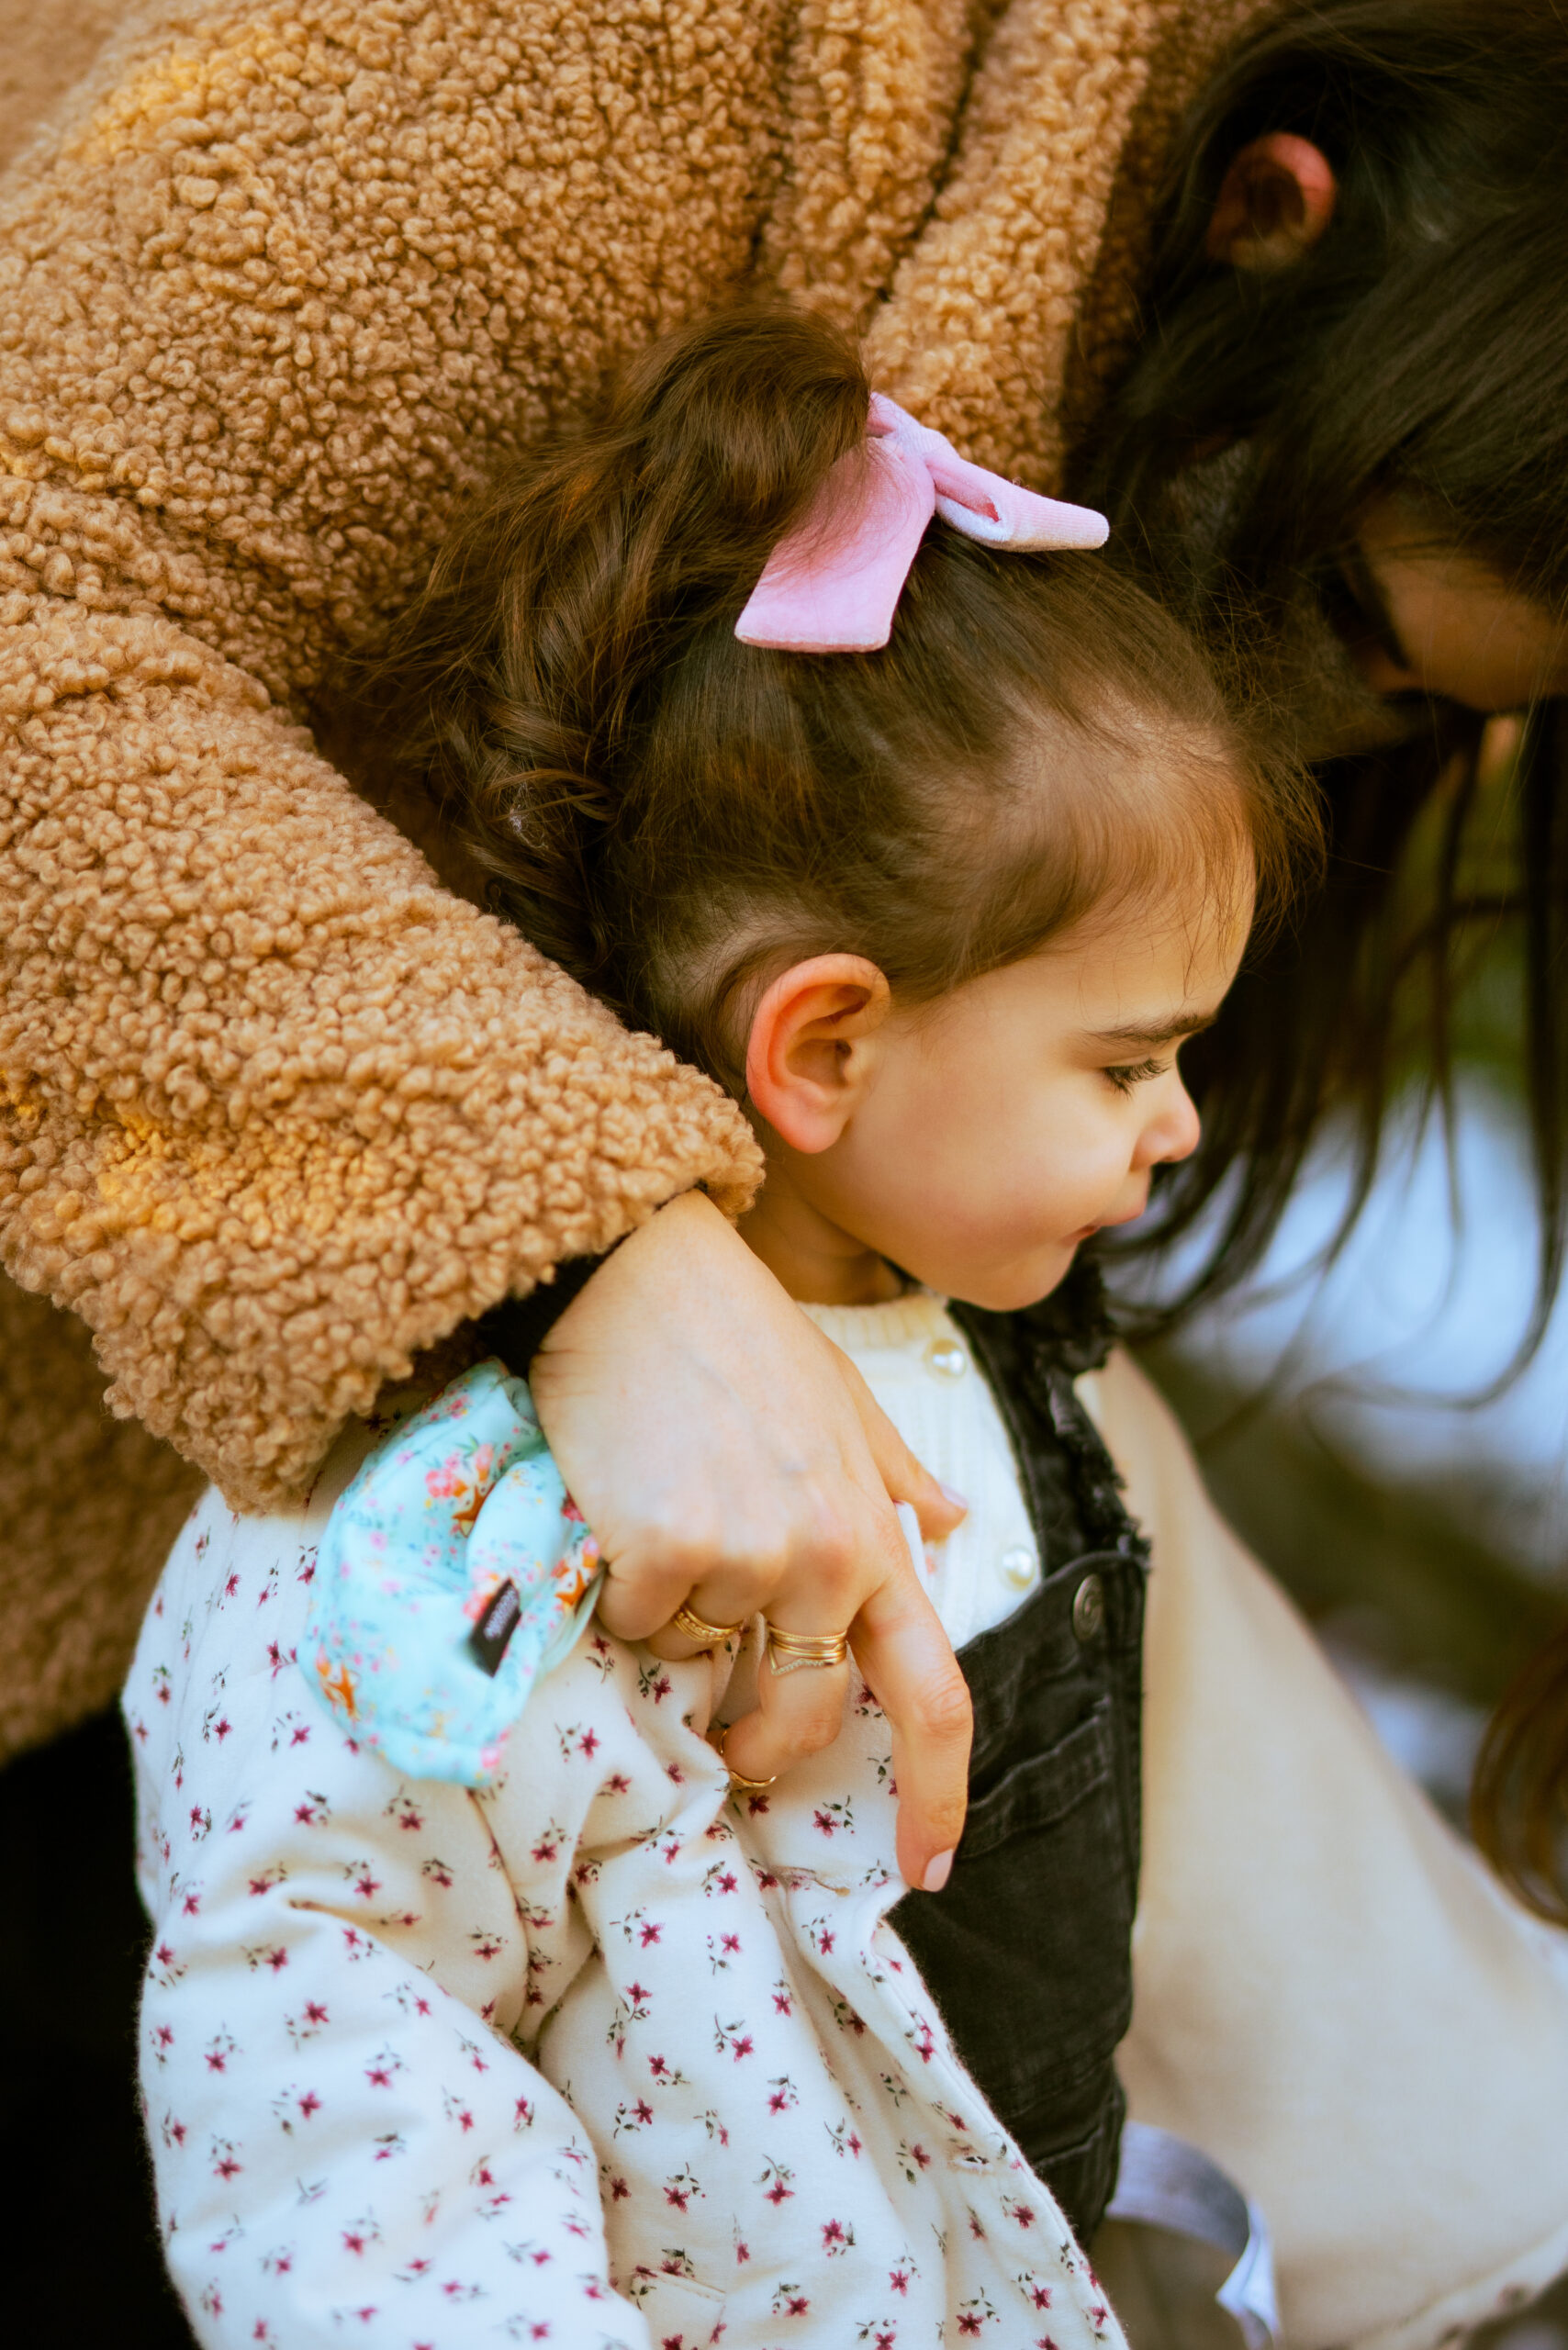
[388,308,871,980]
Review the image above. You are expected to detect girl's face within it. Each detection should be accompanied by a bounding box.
[1346,499,1568,713]
[738,867,1252,1312]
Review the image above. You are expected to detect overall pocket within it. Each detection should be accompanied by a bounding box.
[945,1695,1129,2092]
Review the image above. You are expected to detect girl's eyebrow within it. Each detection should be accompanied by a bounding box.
[1084,1010,1220,1050]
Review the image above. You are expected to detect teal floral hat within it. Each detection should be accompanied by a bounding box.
[303,1360,602,1785]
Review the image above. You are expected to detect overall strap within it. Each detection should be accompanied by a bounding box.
[891,1256,1149,2242]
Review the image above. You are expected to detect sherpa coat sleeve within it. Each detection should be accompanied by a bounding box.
[1,0,823,1516]
[0,0,1272,1525]
[0,0,1266,1752]
[0,0,1015,1518]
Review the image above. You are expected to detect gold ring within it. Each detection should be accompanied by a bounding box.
[764,1622,850,1677]
[710,1723,778,1798]
[672,1602,745,1650]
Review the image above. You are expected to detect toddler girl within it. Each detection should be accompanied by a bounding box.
[126,308,1313,2349]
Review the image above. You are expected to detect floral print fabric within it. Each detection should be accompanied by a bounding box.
[306,1360,600,1785]
[127,1410,1126,2350]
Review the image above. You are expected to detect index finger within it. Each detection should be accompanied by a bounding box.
[851,1564,971,1893]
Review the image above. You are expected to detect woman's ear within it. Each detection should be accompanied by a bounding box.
[1206,132,1337,271]
[745,955,892,1153]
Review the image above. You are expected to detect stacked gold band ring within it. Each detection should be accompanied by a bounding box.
[764,1623,850,1677]
[671,1602,745,1649]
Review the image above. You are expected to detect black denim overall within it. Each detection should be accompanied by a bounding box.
[890,1257,1147,2245]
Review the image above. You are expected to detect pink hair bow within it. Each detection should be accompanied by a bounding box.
[735,393,1109,655]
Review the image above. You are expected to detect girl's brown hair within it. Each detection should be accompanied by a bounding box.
[386,306,1315,1091]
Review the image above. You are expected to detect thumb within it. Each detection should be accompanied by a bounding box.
[840,1352,968,1544]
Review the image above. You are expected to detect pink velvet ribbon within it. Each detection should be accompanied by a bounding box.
[735,394,1109,655]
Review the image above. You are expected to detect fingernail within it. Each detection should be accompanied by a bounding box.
[922,1849,955,1894]
[938,1484,969,1513]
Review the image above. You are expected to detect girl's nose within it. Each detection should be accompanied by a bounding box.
[1138,1073,1201,1170]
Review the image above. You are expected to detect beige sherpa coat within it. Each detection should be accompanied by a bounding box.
[0,0,1266,1758]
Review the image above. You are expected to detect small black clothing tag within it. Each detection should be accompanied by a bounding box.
[468,1580,523,1677]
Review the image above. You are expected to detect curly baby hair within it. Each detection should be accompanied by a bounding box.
[386,307,1317,1093]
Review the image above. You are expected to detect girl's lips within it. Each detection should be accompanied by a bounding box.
[1067,1198,1148,1245]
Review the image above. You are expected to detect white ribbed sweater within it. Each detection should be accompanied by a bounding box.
[801,1291,1093,1652]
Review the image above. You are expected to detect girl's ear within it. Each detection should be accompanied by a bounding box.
[745,955,892,1153]
[1206,132,1337,271]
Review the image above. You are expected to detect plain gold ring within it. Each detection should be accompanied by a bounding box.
[710,1722,778,1797]
[764,1622,851,1677]
[671,1601,745,1650]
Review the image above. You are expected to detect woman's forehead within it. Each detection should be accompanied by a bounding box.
[1356,496,1568,711]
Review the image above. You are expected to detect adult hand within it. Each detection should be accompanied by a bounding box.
[529,1191,971,1893]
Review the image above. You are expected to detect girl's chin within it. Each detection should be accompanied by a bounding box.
[939,1238,1081,1315]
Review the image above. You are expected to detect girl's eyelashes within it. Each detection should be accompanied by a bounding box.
[1102,1056,1170,1095]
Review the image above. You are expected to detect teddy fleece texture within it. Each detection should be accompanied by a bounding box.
[0,0,1267,1759]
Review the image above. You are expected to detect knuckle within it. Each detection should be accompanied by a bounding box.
[730,1536,793,1597]
[687,1519,790,1595]
[768,1667,851,1754]
[645,1526,722,1592]
[792,1510,864,1604]
[924,1787,970,1846]
[621,1521,687,1582]
[616,1556,687,1615]
[787,1698,848,1757]
[593,1571,644,1627]
[907,1669,973,1749]
[803,1507,859,1575]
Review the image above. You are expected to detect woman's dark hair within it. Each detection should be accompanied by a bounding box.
[383,306,1313,1092]
[1082,0,1568,1916]
[1472,1620,1568,1925]
[1082,0,1568,1337]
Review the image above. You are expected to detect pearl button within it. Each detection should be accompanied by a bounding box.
[924,1336,969,1382]
[1071,1572,1105,1642]
[999,1543,1038,1592]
